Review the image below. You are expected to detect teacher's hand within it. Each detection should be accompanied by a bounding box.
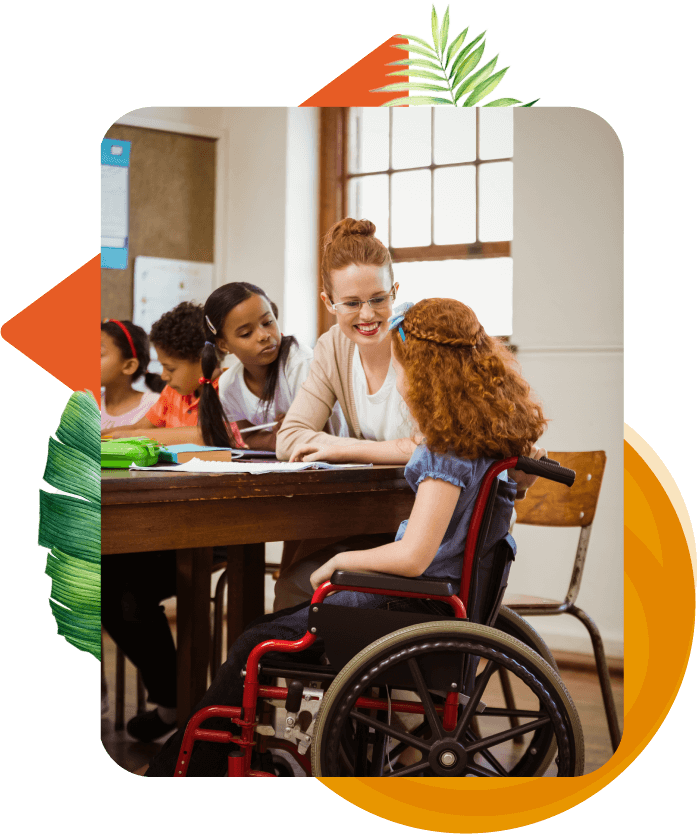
[289,443,343,463]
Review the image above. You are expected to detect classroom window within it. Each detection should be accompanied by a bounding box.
[319,107,513,338]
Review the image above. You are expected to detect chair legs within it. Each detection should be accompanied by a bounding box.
[567,605,622,751]
[115,647,126,731]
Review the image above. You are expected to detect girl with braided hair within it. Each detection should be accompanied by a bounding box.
[307,296,548,588]
[145,297,547,777]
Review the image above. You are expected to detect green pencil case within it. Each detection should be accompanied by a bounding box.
[100,437,162,469]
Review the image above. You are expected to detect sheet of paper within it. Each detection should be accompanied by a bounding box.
[101,164,129,247]
[130,458,373,474]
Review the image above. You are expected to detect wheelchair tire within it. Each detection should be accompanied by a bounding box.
[495,607,559,672]
[492,607,559,775]
[311,620,584,777]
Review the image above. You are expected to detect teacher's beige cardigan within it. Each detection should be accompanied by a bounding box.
[277,324,368,460]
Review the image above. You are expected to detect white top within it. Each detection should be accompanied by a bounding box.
[100,389,160,431]
[351,352,412,442]
[218,341,349,436]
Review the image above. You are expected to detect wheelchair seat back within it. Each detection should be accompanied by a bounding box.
[309,532,516,690]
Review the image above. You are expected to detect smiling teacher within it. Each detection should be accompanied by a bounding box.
[275,217,542,610]
[275,218,418,609]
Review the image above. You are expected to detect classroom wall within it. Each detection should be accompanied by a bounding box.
[508,108,624,657]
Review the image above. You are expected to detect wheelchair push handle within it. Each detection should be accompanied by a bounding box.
[515,455,575,487]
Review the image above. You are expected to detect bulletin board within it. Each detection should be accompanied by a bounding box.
[100,124,216,321]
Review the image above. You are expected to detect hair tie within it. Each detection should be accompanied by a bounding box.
[387,301,414,342]
[199,376,212,386]
[205,315,217,334]
[108,319,137,359]
[204,340,216,348]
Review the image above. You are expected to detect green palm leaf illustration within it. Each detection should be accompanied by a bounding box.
[444,24,470,69]
[382,7,535,108]
[39,391,101,660]
[452,41,486,89]
[461,66,511,107]
[455,52,501,101]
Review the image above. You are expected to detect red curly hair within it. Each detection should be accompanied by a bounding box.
[392,298,547,459]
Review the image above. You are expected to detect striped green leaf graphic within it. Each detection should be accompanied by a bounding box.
[39,391,101,659]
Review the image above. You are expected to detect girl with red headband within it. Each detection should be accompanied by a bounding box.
[100,319,162,431]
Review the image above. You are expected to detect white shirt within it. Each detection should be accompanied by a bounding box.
[351,352,412,441]
[219,341,348,436]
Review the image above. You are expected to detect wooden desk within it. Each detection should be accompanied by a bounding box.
[101,466,413,724]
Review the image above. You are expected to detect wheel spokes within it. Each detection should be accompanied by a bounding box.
[350,710,432,754]
[385,759,431,777]
[465,730,509,776]
[407,658,443,739]
[463,716,551,755]
[453,658,497,741]
[465,760,499,777]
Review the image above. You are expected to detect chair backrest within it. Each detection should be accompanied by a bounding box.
[515,451,606,529]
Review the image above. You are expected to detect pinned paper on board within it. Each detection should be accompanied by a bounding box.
[101,138,131,269]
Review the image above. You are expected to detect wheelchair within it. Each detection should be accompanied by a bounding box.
[175,456,585,777]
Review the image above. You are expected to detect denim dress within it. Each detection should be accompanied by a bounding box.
[147,444,516,776]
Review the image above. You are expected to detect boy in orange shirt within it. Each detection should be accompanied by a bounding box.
[103,301,243,447]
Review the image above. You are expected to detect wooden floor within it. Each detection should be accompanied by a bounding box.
[102,623,623,777]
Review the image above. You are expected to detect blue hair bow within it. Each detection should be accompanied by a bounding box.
[387,301,414,342]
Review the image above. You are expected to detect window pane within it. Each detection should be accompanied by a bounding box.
[348,174,389,246]
[348,108,389,173]
[391,108,431,169]
[479,108,513,160]
[478,162,513,241]
[433,108,476,164]
[391,170,431,248]
[433,166,476,244]
[393,258,513,335]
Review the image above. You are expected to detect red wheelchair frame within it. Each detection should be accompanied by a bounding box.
[174,456,571,777]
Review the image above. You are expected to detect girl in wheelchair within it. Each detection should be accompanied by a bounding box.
[146,297,555,777]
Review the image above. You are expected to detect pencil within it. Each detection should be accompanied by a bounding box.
[238,421,278,434]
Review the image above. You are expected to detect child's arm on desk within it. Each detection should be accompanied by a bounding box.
[310,477,460,589]
[102,422,206,445]
[234,414,285,452]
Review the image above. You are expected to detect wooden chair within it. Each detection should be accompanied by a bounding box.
[504,450,622,751]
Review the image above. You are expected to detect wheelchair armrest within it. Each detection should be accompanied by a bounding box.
[330,569,458,598]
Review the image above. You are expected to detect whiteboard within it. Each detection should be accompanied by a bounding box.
[133,256,214,379]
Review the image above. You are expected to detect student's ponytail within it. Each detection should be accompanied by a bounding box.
[199,339,238,447]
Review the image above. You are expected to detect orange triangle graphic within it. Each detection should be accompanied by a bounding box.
[1,255,100,396]
[301,36,408,106]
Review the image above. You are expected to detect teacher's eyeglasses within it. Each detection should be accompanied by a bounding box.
[329,285,397,315]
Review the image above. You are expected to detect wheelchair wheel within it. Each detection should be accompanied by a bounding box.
[492,607,559,775]
[495,607,559,672]
[311,621,584,777]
